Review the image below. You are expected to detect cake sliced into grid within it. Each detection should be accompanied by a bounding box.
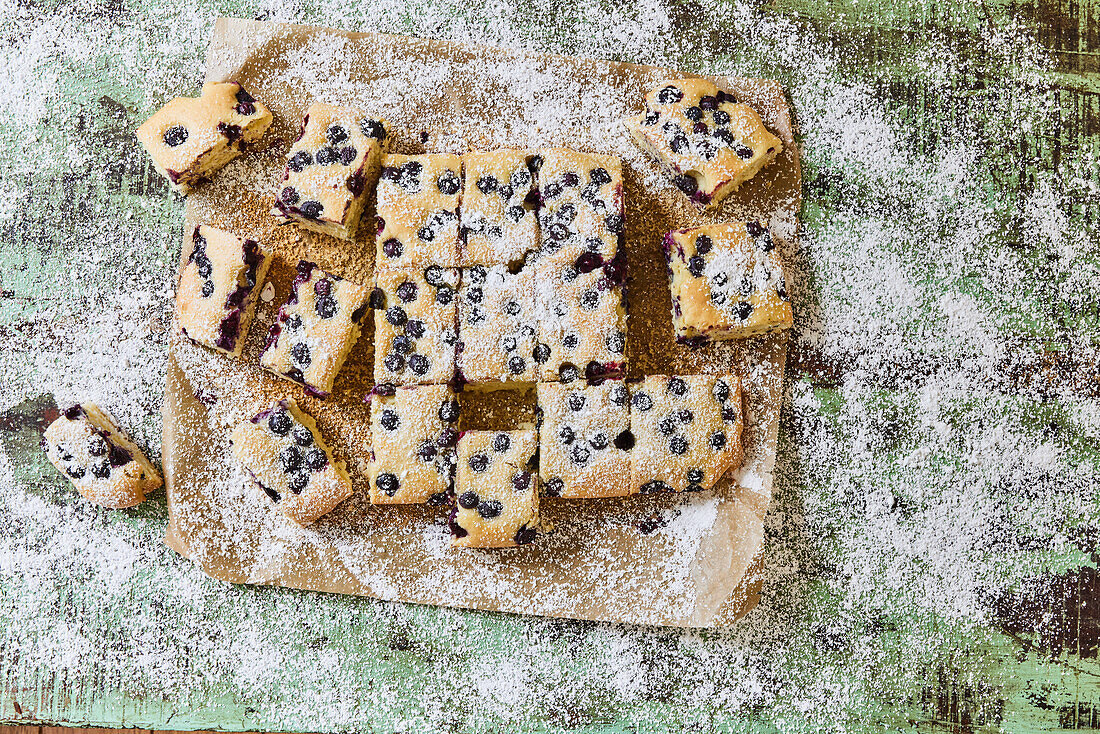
[42,403,162,509]
[665,220,792,343]
[272,102,390,240]
[457,264,540,385]
[260,262,372,397]
[460,149,539,266]
[376,154,463,268]
[373,265,459,386]
[537,379,634,499]
[230,399,353,525]
[137,81,272,195]
[449,430,543,548]
[625,78,782,210]
[367,384,459,505]
[176,224,273,357]
[534,148,624,270]
[628,374,744,494]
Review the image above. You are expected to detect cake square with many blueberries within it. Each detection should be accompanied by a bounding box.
[625,78,782,210]
[460,149,539,266]
[456,264,540,385]
[367,384,460,504]
[372,265,459,386]
[665,220,792,343]
[628,374,744,494]
[536,379,634,499]
[450,430,543,548]
[260,261,373,397]
[376,154,463,268]
[534,148,624,271]
[272,102,390,241]
[230,399,353,526]
[175,224,273,358]
[137,81,273,195]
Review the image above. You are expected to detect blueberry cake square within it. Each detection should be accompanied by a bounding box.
[367,384,460,504]
[535,148,624,270]
[176,224,273,357]
[625,78,783,210]
[450,430,543,548]
[136,81,272,195]
[457,264,540,385]
[535,260,628,383]
[260,261,373,397]
[628,374,744,494]
[460,149,539,266]
[42,403,162,509]
[376,154,463,268]
[273,102,391,241]
[230,399,353,525]
[373,265,459,386]
[665,221,792,343]
[536,380,633,499]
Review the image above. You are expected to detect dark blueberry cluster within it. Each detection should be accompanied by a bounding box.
[381,160,424,193]
[189,229,216,299]
[163,125,188,148]
[265,408,327,495]
[234,86,257,116]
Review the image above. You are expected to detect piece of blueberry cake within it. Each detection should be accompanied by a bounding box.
[376,154,463,268]
[260,262,372,397]
[535,260,628,383]
[624,78,783,210]
[367,384,459,505]
[536,379,633,499]
[457,264,539,385]
[450,430,543,548]
[665,221,793,343]
[373,265,459,385]
[272,102,391,241]
[535,149,625,270]
[137,81,272,195]
[628,374,744,494]
[460,149,539,266]
[176,224,273,357]
[42,403,162,509]
[230,399,353,525]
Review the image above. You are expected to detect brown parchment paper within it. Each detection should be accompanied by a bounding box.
[161,17,800,628]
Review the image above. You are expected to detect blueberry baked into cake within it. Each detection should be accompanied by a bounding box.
[665,220,792,343]
[230,399,353,525]
[372,265,460,386]
[537,379,633,499]
[367,384,459,504]
[457,264,540,385]
[625,78,782,210]
[460,149,539,266]
[260,261,373,397]
[450,430,544,548]
[376,154,463,268]
[535,148,624,270]
[137,81,272,195]
[43,404,162,509]
[273,102,390,240]
[176,224,273,357]
[628,374,744,494]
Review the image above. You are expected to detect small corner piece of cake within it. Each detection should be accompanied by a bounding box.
[230,398,353,525]
[372,265,459,386]
[449,430,544,548]
[628,374,744,494]
[273,102,391,240]
[260,261,373,397]
[537,379,633,499]
[176,224,273,357]
[460,149,539,267]
[367,383,460,505]
[625,78,782,209]
[136,81,272,195]
[376,154,463,268]
[665,220,792,343]
[42,403,162,509]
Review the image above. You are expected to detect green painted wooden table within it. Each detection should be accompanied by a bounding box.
[1,0,1098,731]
